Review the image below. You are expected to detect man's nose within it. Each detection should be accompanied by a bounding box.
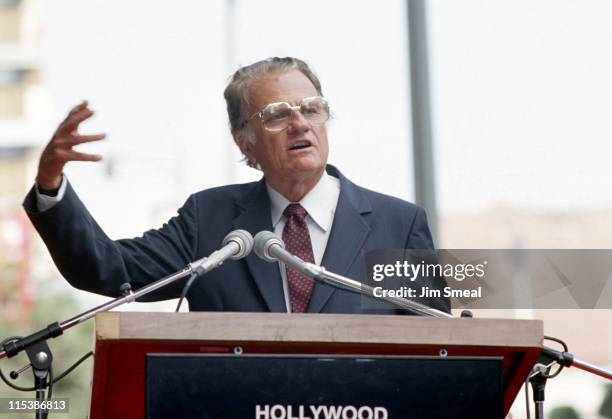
[287,108,310,133]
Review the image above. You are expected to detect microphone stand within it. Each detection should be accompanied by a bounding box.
[0,231,246,361]
[528,345,612,419]
[0,228,252,418]
[0,265,194,361]
[304,260,612,418]
[302,263,612,419]
[306,263,452,318]
[309,262,612,416]
[0,262,201,418]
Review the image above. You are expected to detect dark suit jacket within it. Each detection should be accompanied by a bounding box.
[23,165,449,314]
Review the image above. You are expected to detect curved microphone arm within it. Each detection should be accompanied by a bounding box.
[0,229,253,360]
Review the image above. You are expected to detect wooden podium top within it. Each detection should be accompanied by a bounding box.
[91,312,543,418]
[96,311,543,348]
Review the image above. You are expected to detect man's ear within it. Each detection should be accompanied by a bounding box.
[233,130,256,164]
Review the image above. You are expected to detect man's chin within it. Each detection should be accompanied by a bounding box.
[290,159,326,176]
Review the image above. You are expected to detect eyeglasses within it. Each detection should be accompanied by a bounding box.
[241,96,330,132]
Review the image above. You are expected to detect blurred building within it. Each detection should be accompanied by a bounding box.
[441,205,612,360]
[0,0,47,127]
[0,0,50,324]
[440,207,612,418]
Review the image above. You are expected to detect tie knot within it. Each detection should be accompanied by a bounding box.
[283,203,308,220]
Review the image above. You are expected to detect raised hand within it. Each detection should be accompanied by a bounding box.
[36,101,107,191]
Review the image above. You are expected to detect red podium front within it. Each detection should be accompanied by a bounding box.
[89,312,542,418]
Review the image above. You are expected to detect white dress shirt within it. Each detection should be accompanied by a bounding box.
[266,173,340,265]
[266,173,341,312]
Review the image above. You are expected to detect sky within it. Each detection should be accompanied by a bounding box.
[429,0,612,213]
[35,0,612,244]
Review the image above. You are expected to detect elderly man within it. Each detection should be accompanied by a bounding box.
[24,57,449,314]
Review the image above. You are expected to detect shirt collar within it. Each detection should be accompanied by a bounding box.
[266,173,340,232]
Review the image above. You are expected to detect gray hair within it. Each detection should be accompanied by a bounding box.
[224,56,323,134]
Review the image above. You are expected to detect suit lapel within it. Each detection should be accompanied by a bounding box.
[307,166,372,313]
[233,179,286,312]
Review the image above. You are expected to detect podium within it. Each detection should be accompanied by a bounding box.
[90,312,542,418]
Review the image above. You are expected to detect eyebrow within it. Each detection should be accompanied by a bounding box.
[270,97,309,107]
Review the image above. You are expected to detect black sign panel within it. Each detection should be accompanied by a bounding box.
[146,355,503,419]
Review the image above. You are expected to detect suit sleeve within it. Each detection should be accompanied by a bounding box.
[405,206,451,313]
[405,205,435,250]
[23,180,198,301]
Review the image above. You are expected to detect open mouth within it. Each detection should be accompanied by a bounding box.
[288,141,312,151]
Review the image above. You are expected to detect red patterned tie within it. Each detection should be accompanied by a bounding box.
[282,203,315,313]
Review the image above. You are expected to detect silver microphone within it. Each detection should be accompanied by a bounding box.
[189,229,253,275]
[253,231,316,277]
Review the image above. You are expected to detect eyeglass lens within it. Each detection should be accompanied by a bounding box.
[262,97,329,131]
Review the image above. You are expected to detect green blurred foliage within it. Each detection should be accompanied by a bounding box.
[549,405,580,419]
[1,294,94,419]
[600,383,612,418]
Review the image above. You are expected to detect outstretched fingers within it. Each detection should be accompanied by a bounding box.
[36,101,106,190]
[57,148,103,162]
[56,104,96,137]
[64,133,107,146]
[69,100,88,114]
